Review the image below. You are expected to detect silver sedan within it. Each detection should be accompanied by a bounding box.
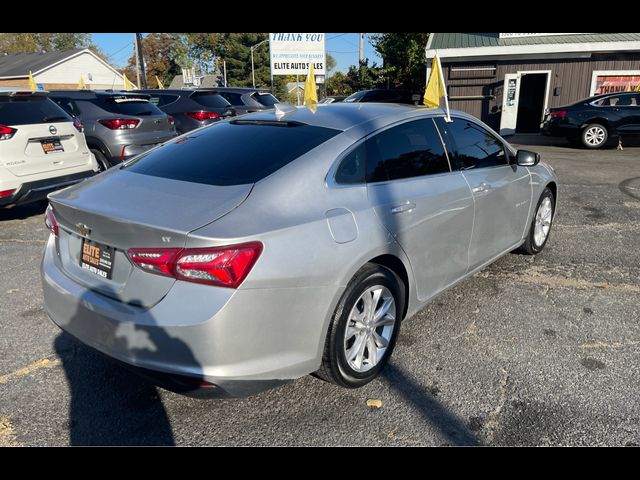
[41,103,558,397]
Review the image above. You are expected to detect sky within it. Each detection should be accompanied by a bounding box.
[91,33,383,74]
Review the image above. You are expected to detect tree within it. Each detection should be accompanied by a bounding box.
[326,72,352,96]
[216,33,271,89]
[370,33,431,94]
[346,58,388,91]
[123,33,184,89]
[0,33,93,54]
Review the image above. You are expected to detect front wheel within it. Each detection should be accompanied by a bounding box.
[91,149,110,172]
[581,123,608,149]
[315,263,404,388]
[518,187,555,255]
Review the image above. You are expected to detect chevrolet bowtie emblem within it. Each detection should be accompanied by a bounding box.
[76,223,91,236]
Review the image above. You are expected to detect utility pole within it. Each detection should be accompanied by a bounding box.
[134,33,140,88]
[359,33,364,65]
[223,60,227,87]
[135,33,147,89]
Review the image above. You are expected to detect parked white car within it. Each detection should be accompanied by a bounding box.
[0,88,98,208]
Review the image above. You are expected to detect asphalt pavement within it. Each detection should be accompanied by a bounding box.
[1,134,638,446]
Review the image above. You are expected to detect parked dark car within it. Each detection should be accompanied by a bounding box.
[208,87,280,116]
[49,90,177,170]
[319,96,346,104]
[138,89,236,134]
[542,92,640,149]
[343,89,415,105]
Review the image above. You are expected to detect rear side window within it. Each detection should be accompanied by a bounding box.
[94,96,164,116]
[218,92,245,106]
[191,92,230,108]
[0,96,71,126]
[51,97,80,116]
[444,119,507,170]
[335,143,366,184]
[366,119,450,182]
[126,121,340,186]
[252,92,279,106]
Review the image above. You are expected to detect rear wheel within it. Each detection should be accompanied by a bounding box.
[581,124,608,149]
[315,263,404,388]
[518,187,555,255]
[91,149,110,172]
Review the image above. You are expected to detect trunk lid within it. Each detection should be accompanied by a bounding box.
[48,169,252,307]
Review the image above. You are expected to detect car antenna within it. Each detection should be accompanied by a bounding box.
[274,103,297,120]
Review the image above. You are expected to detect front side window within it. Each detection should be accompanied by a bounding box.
[366,119,450,182]
[444,118,507,170]
[592,94,639,107]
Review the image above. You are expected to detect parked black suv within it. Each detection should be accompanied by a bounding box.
[209,87,280,116]
[343,89,416,105]
[137,89,236,134]
[542,92,640,149]
[49,90,177,170]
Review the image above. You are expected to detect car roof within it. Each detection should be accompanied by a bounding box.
[47,90,151,99]
[208,87,271,94]
[240,102,448,131]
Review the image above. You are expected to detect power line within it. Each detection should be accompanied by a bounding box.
[327,50,358,54]
[104,41,134,61]
[327,33,349,40]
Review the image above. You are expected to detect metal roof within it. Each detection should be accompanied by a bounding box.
[429,33,640,50]
[0,49,86,77]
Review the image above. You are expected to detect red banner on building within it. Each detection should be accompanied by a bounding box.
[594,75,640,95]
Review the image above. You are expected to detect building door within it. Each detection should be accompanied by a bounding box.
[499,73,521,136]
[515,73,548,133]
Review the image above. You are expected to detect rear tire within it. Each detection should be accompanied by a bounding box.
[315,263,404,388]
[581,123,608,149]
[91,149,110,172]
[518,187,555,255]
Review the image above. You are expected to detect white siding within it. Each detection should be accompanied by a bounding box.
[34,51,125,89]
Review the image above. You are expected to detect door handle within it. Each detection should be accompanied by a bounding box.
[390,202,416,214]
[471,182,490,194]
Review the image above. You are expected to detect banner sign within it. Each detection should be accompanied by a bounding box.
[593,75,640,95]
[270,33,326,76]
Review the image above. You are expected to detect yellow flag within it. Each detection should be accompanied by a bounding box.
[423,55,446,108]
[28,71,38,91]
[77,75,85,90]
[303,63,318,111]
[122,73,135,91]
[155,75,165,90]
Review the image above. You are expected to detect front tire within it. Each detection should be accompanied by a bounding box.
[581,123,608,149]
[519,187,555,255]
[315,263,404,388]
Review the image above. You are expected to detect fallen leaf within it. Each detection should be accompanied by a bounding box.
[601,282,609,289]
[367,399,383,408]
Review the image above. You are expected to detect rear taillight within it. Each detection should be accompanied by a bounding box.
[44,204,58,237]
[550,110,567,120]
[0,189,16,198]
[168,116,175,126]
[98,119,140,130]
[0,125,17,140]
[186,111,220,122]
[72,116,83,133]
[127,242,263,289]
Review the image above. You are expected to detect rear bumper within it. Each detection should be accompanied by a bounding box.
[41,235,340,397]
[0,170,96,207]
[541,121,579,138]
[107,134,178,164]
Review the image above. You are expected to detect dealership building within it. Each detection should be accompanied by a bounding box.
[425,33,640,135]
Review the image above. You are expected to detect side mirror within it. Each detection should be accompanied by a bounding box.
[516,149,540,167]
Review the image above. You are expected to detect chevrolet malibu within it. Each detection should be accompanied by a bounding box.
[41,103,558,398]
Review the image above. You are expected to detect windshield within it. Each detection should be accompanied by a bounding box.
[343,91,367,103]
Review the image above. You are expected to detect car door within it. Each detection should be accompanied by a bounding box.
[611,93,640,135]
[364,117,475,302]
[435,116,531,270]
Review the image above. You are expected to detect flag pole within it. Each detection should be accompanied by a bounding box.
[437,54,451,123]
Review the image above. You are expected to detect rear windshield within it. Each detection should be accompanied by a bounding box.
[95,96,164,116]
[343,91,367,103]
[252,92,279,106]
[218,92,244,106]
[126,121,340,186]
[191,91,230,108]
[0,96,71,126]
